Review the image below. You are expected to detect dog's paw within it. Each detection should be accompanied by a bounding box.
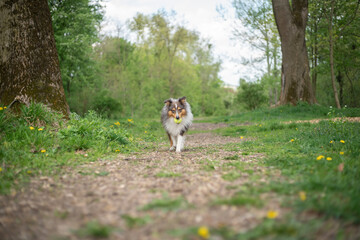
[169,146,176,151]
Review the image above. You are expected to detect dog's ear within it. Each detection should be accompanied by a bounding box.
[164,99,172,106]
[179,96,186,105]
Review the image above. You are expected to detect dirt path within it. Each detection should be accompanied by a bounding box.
[0,123,282,240]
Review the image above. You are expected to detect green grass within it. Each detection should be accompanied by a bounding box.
[196,101,360,124]
[121,214,152,229]
[217,105,360,225]
[141,195,189,211]
[155,171,182,178]
[74,220,114,238]
[0,103,164,194]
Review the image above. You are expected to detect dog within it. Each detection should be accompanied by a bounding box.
[161,96,193,152]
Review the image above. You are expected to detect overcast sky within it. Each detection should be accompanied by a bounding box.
[101,0,263,86]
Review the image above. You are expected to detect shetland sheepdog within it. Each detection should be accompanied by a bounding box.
[161,96,193,152]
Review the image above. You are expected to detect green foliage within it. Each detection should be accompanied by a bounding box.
[220,0,281,105]
[20,102,63,126]
[58,111,128,152]
[49,0,104,114]
[91,90,121,118]
[307,0,360,108]
[92,11,228,118]
[237,80,267,110]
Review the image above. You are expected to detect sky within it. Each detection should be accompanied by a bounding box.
[101,0,263,86]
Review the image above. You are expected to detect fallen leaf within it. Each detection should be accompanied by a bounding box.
[338,163,344,172]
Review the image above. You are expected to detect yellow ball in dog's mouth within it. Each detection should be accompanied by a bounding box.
[174,118,182,124]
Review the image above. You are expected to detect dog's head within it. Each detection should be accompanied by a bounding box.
[164,96,187,120]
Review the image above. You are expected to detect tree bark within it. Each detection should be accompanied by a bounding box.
[272,0,316,105]
[0,0,69,116]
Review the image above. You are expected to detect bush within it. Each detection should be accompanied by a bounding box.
[58,111,128,152]
[237,81,267,110]
[91,91,121,118]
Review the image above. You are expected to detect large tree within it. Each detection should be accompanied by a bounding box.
[0,0,69,116]
[272,0,316,105]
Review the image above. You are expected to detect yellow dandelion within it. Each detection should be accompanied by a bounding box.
[267,210,278,219]
[41,149,46,153]
[38,128,43,131]
[290,139,295,142]
[340,152,344,155]
[316,155,325,160]
[330,140,334,143]
[197,226,210,239]
[299,191,306,201]
[3,107,6,109]
[127,119,133,123]
[0,167,2,172]
[296,128,298,130]
[240,136,244,139]
[115,149,120,152]
[0,107,3,111]
[340,140,345,143]
[29,126,35,130]
[259,124,262,127]
[27,170,32,174]
[144,131,148,133]
[114,122,120,126]
[326,157,332,161]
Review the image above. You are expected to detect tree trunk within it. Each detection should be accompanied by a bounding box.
[272,0,316,105]
[0,0,69,117]
[311,22,318,96]
[328,0,341,109]
[336,71,343,107]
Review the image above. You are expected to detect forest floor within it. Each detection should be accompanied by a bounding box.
[1,117,360,240]
[0,122,287,240]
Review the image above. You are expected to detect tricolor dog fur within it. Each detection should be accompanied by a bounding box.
[161,96,193,152]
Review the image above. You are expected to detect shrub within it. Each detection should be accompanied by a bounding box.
[237,81,267,110]
[58,111,128,151]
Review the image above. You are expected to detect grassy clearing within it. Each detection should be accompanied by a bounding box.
[210,104,360,238]
[0,103,164,194]
[2,102,360,239]
[196,102,360,124]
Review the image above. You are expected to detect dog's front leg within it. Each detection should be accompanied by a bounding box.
[176,135,184,152]
[170,135,177,151]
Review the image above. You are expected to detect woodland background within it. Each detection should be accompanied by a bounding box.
[48,0,360,118]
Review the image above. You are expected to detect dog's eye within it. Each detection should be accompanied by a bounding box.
[171,110,175,113]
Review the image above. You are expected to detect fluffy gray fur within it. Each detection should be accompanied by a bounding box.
[161,96,193,152]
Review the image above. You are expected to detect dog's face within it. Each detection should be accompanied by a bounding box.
[164,97,187,120]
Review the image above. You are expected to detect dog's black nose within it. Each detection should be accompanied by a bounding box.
[176,116,180,120]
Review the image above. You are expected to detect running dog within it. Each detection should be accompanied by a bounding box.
[161,96,193,152]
